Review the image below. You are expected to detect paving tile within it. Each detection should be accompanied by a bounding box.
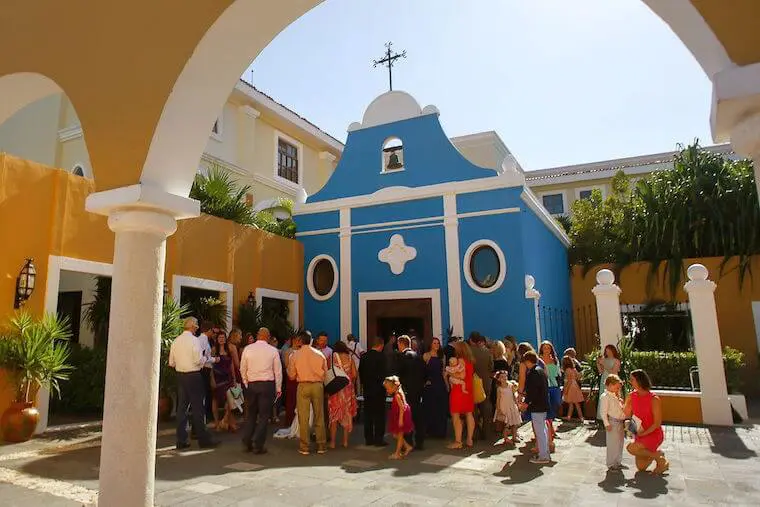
[342,459,379,468]
[182,482,230,495]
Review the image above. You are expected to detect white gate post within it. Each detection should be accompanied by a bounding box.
[592,269,623,350]
[683,264,733,426]
[525,275,541,350]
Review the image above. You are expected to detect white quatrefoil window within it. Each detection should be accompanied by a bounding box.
[378,234,417,275]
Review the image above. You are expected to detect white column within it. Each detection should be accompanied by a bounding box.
[683,264,733,426]
[524,275,541,350]
[591,269,623,350]
[97,209,177,506]
[339,208,352,339]
[730,113,760,204]
[443,194,464,337]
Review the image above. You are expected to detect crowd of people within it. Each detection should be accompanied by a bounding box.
[168,318,667,473]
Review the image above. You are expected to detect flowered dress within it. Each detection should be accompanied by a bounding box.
[388,392,414,435]
[327,352,357,426]
[494,385,522,427]
[562,367,584,403]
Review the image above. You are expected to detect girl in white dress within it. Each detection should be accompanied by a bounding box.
[493,371,522,446]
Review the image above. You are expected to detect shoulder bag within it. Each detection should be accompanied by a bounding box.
[324,352,350,395]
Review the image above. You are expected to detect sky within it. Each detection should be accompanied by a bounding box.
[246,0,714,171]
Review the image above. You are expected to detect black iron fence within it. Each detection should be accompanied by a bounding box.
[573,304,599,357]
[536,304,574,353]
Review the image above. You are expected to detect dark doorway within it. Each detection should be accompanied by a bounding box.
[57,291,83,344]
[377,317,424,340]
[367,298,433,346]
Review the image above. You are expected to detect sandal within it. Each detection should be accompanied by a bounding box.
[389,452,402,460]
[446,442,463,450]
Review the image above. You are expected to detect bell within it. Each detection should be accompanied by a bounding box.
[386,150,403,170]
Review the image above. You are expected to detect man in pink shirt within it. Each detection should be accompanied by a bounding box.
[240,327,282,454]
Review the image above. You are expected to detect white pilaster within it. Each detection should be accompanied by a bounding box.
[237,105,260,173]
[339,208,352,339]
[591,269,623,350]
[85,184,198,507]
[683,264,733,426]
[443,194,464,337]
[525,275,541,350]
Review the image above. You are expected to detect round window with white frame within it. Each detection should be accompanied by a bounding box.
[463,240,506,293]
[381,137,404,173]
[307,254,339,301]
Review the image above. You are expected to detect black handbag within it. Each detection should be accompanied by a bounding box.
[324,354,350,395]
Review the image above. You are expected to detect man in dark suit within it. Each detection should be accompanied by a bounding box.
[469,332,494,440]
[393,335,427,450]
[359,336,387,446]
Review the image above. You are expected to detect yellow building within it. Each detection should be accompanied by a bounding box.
[0,79,343,213]
[526,144,735,216]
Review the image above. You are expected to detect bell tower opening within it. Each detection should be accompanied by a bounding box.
[382,137,404,172]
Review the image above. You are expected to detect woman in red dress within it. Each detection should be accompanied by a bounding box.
[624,369,668,474]
[447,341,475,449]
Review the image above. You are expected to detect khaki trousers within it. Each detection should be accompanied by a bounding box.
[297,382,326,451]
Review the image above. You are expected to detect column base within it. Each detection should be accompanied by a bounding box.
[700,395,734,426]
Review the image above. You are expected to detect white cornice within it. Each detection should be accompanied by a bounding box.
[319,151,337,163]
[58,124,83,143]
[234,81,343,154]
[241,105,261,119]
[294,173,525,215]
[200,153,247,176]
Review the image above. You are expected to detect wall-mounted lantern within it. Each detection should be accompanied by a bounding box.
[14,258,37,309]
[246,290,255,307]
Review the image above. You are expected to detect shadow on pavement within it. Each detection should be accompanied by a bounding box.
[708,426,758,460]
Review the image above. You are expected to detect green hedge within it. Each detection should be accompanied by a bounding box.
[629,347,745,393]
[50,344,107,415]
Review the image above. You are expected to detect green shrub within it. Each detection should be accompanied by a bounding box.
[592,347,745,393]
[50,344,107,414]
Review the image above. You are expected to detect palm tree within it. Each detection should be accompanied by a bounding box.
[190,164,256,225]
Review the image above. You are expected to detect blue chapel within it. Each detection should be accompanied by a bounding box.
[294,91,573,351]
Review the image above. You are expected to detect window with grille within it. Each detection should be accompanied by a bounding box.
[277,138,299,184]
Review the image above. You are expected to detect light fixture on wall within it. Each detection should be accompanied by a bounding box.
[246,290,255,307]
[14,258,37,309]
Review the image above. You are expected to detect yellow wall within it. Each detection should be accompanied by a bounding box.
[571,258,760,389]
[0,152,304,411]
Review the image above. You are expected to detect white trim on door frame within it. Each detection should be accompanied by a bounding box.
[358,289,442,351]
[172,275,234,331]
[41,255,115,435]
[255,287,300,330]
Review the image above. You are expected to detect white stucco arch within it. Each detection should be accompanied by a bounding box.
[642,0,734,80]
[140,0,324,198]
[0,72,62,128]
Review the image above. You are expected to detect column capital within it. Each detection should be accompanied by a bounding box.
[108,209,177,237]
[86,183,200,220]
[730,113,760,158]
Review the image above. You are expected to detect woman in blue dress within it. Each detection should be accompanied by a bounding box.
[423,337,449,438]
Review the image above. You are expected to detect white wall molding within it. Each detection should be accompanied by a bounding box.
[255,287,299,330]
[250,172,299,197]
[58,124,83,143]
[295,206,520,238]
[519,189,571,247]
[200,152,248,176]
[295,173,524,215]
[339,208,352,339]
[41,255,115,435]
[306,254,339,301]
[443,194,464,336]
[319,151,337,163]
[172,275,233,331]
[358,289,443,351]
[462,239,507,294]
[240,105,261,119]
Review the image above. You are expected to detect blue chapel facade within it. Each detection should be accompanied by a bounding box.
[294,91,573,352]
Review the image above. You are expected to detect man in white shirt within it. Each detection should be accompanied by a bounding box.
[197,321,216,421]
[168,317,219,450]
[240,327,282,454]
[346,333,364,394]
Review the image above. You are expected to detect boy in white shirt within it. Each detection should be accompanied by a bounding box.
[599,374,626,470]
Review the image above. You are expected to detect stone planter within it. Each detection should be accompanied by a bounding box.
[1,401,40,443]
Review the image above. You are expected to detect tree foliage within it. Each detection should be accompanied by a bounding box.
[189,163,297,238]
[568,142,759,292]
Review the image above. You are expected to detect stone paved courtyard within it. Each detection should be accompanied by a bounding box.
[1,420,759,506]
